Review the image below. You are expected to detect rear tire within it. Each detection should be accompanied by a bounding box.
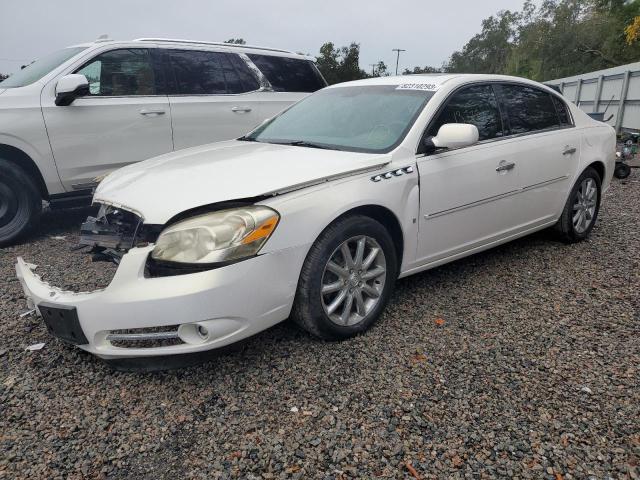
[0,159,41,247]
[554,167,601,243]
[292,215,398,340]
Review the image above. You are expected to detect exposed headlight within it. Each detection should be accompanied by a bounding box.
[151,206,279,264]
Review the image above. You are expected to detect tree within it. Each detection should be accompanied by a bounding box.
[625,16,640,44]
[373,61,389,77]
[444,0,640,81]
[316,42,368,84]
[224,38,246,45]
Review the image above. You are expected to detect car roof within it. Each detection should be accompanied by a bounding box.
[328,74,558,94]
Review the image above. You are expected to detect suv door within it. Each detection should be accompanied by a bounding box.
[163,49,263,149]
[494,83,580,225]
[416,84,522,264]
[42,48,173,191]
[245,54,326,119]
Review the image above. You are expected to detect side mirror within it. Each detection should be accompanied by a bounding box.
[55,74,89,106]
[424,123,479,152]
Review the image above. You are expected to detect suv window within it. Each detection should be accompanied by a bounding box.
[166,50,258,95]
[551,95,572,125]
[75,49,155,96]
[246,54,325,92]
[429,84,503,141]
[497,84,560,134]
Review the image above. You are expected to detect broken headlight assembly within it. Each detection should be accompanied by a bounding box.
[151,206,280,265]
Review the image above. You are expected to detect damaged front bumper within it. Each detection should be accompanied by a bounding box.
[16,244,307,361]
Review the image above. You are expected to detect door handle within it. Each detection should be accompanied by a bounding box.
[496,161,516,172]
[231,106,252,113]
[139,109,166,116]
[563,146,577,155]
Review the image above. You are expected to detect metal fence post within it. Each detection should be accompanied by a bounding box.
[594,75,604,113]
[575,79,582,105]
[615,70,631,134]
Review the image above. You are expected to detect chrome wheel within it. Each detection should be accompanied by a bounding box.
[321,235,387,326]
[572,178,598,234]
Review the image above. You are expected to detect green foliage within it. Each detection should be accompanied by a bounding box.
[316,42,369,84]
[224,38,246,45]
[445,0,640,81]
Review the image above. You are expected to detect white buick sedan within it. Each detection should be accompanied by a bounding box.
[16,74,615,366]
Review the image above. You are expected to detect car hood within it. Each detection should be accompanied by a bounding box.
[0,89,6,96]
[95,140,390,224]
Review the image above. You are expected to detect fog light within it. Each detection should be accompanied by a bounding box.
[197,325,209,339]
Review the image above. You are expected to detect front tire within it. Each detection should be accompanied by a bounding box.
[0,159,42,247]
[555,167,601,243]
[292,215,398,340]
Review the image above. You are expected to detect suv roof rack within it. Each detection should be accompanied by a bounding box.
[133,38,296,55]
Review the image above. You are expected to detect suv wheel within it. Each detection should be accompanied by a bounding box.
[555,167,601,243]
[0,159,41,247]
[292,215,397,340]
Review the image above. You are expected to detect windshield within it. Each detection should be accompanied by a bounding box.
[246,85,434,153]
[0,47,87,88]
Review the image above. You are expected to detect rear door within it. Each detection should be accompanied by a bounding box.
[42,48,173,190]
[494,83,580,226]
[163,49,263,150]
[245,53,326,119]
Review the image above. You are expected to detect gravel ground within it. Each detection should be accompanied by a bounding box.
[1,173,639,479]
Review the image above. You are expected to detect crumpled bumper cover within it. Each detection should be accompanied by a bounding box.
[15,244,307,360]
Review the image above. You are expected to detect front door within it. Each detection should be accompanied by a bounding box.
[416,84,521,264]
[42,48,173,191]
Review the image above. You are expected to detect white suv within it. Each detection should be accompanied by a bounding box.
[0,37,326,245]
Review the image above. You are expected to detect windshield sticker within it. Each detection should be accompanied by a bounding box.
[396,83,440,91]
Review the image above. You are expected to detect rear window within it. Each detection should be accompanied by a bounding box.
[551,95,572,125]
[497,84,560,134]
[166,50,259,95]
[247,54,325,92]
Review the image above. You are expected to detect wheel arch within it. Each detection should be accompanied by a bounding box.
[331,204,405,270]
[0,144,48,199]
[586,160,605,183]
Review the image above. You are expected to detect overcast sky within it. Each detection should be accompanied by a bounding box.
[0,0,528,75]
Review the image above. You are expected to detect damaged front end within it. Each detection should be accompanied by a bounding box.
[79,204,161,264]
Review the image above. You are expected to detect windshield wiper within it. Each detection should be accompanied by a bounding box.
[237,135,257,142]
[279,140,332,150]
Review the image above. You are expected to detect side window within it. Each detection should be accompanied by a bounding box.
[246,54,325,92]
[551,95,572,125]
[166,50,258,95]
[429,84,503,141]
[75,49,155,96]
[227,54,260,92]
[497,84,560,134]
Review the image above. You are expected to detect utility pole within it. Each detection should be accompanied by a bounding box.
[392,48,406,75]
[369,64,377,76]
